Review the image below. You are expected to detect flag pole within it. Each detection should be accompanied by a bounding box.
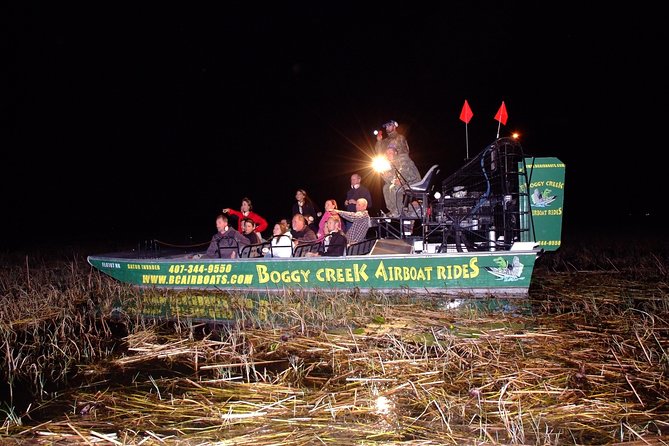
[494,101,508,139]
[459,99,474,160]
[466,123,469,159]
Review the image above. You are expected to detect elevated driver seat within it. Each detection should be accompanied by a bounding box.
[403,164,440,218]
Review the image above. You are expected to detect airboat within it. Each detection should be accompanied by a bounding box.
[88,137,565,319]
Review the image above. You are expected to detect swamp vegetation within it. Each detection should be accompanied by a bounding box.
[0,230,667,445]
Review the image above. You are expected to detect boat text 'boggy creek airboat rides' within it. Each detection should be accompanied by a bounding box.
[89,135,565,320]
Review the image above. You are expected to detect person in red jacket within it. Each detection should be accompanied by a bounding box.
[222,197,268,235]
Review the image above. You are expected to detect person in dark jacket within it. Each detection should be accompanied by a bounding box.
[290,213,317,246]
[318,214,347,257]
[241,217,263,244]
[344,173,372,231]
[291,189,321,233]
[203,214,249,259]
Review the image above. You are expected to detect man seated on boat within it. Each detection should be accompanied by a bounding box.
[290,213,318,249]
[202,214,250,259]
[307,214,347,257]
[332,198,370,244]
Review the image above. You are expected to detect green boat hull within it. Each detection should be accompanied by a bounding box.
[88,249,538,296]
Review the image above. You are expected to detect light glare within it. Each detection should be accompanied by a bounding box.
[372,156,391,173]
[375,396,391,415]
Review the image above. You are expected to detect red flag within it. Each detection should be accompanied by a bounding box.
[459,100,473,124]
[494,101,508,125]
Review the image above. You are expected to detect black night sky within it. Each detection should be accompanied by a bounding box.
[4,3,665,251]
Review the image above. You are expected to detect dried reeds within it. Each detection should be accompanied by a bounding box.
[0,244,668,444]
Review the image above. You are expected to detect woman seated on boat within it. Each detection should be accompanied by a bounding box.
[202,214,250,259]
[316,199,338,239]
[307,214,347,257]
[265,221,293,258]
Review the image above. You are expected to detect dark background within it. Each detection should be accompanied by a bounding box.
[4,3,665,252]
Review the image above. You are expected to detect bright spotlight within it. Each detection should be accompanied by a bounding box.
[372,156,391,173]
[434,191,442,200]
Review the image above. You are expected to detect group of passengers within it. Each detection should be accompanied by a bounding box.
[203,193,371,259]
[201,119,423,259]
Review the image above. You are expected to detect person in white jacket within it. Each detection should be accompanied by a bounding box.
[266,221,293,258]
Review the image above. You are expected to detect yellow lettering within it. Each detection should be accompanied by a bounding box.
[257,265,269,283]
[415,267,425,280]
[356,263,368,281]
[469,257,479,277]
[392,266,401,280]
[375,261,388,281]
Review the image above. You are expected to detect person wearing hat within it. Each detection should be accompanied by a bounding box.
[380,146,421,218]
[375,120,410,156]
[375,120,421,217]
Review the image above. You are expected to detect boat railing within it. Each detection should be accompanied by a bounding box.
[239,241,272,258]
[216,239,241,258]
[292,240,323,257]
[346,237,378,256]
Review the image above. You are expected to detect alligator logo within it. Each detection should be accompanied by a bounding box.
[485,256,525,281]
[532,188,557,208]
[531,188,557,207]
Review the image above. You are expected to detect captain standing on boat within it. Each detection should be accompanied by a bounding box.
[380,147,421,218]
[375,120,421,217]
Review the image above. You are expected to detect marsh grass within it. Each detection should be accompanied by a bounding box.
[0,238,668,445]
[543,229,669,278]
